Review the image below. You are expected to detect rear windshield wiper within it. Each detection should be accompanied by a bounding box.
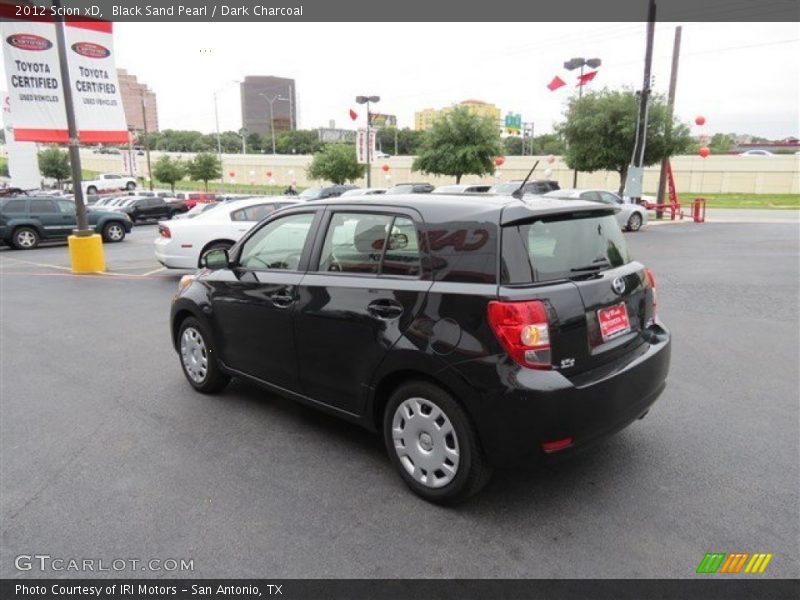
[570,258,611,272]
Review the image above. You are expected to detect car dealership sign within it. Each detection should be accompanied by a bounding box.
[0,12,128,143]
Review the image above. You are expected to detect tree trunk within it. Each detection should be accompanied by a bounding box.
[617,166,627,197]
[456,174,462,184]
[204,180,208,191]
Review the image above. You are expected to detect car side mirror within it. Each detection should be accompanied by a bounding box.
[202,248,230,270]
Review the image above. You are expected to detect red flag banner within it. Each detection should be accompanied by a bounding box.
[577,70,598,86]
[547,76,566,91]
[349,109,358,121]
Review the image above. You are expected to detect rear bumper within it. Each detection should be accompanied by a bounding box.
[154,237,197,269]
[458,324,671,467]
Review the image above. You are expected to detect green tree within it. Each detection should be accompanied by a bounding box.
[246,132,263,153]
[276,129,323,155]
[37,147,71,185]
[412,106,503,183]
[503,136,523,155]
[307,143,365,184]
[152,155,186,192]
[530,133,566,155]
[186,152,221,191]
[708,133,736,155]
[557,88,693,194]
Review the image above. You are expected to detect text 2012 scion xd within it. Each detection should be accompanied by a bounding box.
[170,193,670,504]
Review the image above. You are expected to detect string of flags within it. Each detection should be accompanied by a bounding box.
[547,69,598,91]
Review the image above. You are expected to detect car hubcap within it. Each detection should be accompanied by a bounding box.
[180,327,208,383]
[17,231,35,247]
[630,214,642,230]
[108,225,123,241]
[392,397,459,488]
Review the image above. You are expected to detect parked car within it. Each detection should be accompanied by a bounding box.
[739,149,774,157]
[385,183,435,194]
[114,196,179,223]
[169,193,670,504]
[81,173,137,195]
[433,184,492,194]
[489,180,560,195]
[543,188,648,232]
[340,188,387,197]
[155,197,299,269]
[0,196,132,248]
[174,192,217,209]
[298,185,358,201]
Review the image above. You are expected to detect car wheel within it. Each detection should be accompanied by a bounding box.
[383,381,492,505]
[198,242,232,268]
[627,212,643,232]
[12,227,40,250]
[125,181,136,191]
[86,186,97,194]
[177,317,230,393]
[102,221,126,243]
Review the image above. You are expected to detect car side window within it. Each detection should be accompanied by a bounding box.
[30,199,57,213]
[580,191,602,202]
[56,200,76,214]
[230,204,275,222]
[599,192,622,205]
[3,199,27,213]
[382,217,421,277]
[318,212,393,274]
[239,213,315,271]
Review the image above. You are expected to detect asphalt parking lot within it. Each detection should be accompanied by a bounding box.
[0,218,798,578]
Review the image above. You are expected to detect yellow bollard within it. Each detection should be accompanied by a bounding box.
[68,234,106,273]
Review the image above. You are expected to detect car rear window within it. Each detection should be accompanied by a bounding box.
[501,213,631,283]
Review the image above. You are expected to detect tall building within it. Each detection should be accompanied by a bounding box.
[240,76,296,137]
[117,69,158,132]
[414,100,501,131]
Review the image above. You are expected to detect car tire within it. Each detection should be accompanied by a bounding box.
[86,186,97,195]
[627,212,643,232]
[198,241,233,268]
[12,226,40,250]
[177,317,230,394]
[125,182,136,191]
[383,380,492,505]
[102,221,126,243]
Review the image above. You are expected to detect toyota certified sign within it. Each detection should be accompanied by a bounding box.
[6,33,52,52]
[71,42,110,59]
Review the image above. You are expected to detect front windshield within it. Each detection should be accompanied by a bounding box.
[299,187,322,200]
[386,185,412,194]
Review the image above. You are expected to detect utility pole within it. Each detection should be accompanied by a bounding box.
[52,0,88,235]
[563,57,602,186]
[141,94,153,190]
[656,25,682,217]
[627,0,657,202]
[126,127,135,177]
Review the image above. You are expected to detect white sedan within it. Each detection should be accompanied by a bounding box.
[542,188,648,231]
[154,197,299,269]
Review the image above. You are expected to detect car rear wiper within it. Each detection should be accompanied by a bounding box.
[570,258,611,272]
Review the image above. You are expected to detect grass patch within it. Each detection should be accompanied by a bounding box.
[655,193,800,210]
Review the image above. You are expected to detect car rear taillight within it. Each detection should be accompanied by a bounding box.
[645,268,657,316]
[487,300,551,370]
[159,225,171,238]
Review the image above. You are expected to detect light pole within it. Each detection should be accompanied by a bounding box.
[563,57,601,187]
[259,92,289,154]
[213,81,240,189]
[355,95,380,187]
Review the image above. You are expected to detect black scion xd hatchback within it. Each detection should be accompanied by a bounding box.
[170,194,671,504]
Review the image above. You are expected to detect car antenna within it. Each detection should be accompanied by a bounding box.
[511,160,539,200]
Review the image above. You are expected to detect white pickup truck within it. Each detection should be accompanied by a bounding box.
[82,174,137,195]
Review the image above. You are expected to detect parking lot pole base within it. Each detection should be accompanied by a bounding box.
[68,234,106,273]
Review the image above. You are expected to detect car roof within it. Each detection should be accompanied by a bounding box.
[303,193,614,224]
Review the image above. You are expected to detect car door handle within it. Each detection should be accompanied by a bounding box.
[270,293,295,308]
[368,299,404,319]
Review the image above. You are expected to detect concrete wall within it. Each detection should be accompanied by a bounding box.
[78,151,800,195]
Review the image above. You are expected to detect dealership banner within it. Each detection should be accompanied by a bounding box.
[0,9,128,143]
[2,91,41,188]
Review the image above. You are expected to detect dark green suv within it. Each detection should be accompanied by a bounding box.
[0,196,133,249]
